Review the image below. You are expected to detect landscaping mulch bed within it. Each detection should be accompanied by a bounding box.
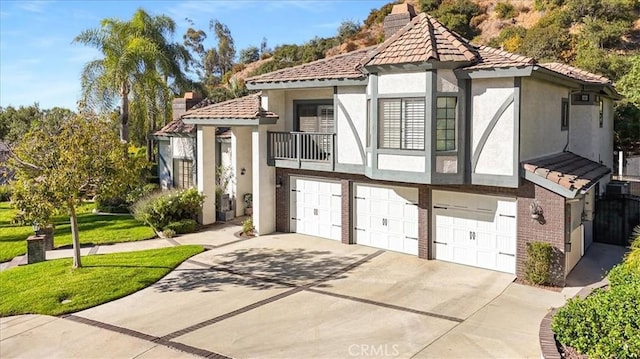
[514,278,563,292]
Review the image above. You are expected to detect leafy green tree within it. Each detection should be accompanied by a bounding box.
[74,8,191,143]
[337,20,361,42]
[10,115,147,268]
[0,104,42,144]
[432,0,484,39]
[210,20,236,76]
[239,46,260,64]
[419,0,443,12]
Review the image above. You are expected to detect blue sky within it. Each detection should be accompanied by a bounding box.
[0,0,388,110]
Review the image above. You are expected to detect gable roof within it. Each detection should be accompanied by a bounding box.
[539,62,612,85]
[181,92,279,126]
[245,47,371,86]
[245,12,615,93]
[464,45,535,70]
[153,118,195,137]
[522,152,611,198]
[359,13,477,66]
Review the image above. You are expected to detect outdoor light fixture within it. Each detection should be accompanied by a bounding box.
[32,221,40,234]
[276,177,283,189]
[529,201,544,223]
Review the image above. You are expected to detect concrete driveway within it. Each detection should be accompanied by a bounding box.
[1,232,566,359]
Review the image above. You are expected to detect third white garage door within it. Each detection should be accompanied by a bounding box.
[432,190,517,273]
[353,184,419,255]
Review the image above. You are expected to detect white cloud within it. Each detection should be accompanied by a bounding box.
[16,1,53,14]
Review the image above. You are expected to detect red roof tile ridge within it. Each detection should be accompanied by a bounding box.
[427,14,476,62]
[246,47,372,83]
[539,62,611,84]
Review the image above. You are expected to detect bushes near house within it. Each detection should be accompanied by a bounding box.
[132,188,204,233]
[552,231,640,358]
[163,219,198,235]
[524,241,553,285]
[242,218,255,236]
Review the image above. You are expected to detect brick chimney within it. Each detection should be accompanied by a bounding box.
[172,91,202,121]
[383,3,417,39]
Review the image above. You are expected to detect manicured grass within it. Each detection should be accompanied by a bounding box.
[0,202,156,263]
[0,245,204,316]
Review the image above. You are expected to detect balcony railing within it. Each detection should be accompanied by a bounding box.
[268,131,335,170]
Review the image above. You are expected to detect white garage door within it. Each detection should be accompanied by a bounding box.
[290,177,342,241]
[354,184,419,255]
[432,190,516,274]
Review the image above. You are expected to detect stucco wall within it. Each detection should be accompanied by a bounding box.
[598,98,614,170]
[520,78,569,160]
[569,104,598,161]
[437,69,459,93]
[197,125,217,224]
[377,153,425,172]
[378,72,427,94]
[336,86,367,166]
[172,137,195,159]
[233,127,253,217]
[158,140,172,190]
[471,77,515,176]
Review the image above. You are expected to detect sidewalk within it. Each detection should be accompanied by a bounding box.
[0,219,245,272]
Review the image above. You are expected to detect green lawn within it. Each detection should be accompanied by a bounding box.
[0,202,156,263]
[0,245,204,316]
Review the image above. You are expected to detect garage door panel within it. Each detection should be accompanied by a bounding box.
[433,190,516,274]
[290,177,342,241]
[353,183,419,256]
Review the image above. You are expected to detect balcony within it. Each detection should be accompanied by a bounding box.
[267,131,335,170]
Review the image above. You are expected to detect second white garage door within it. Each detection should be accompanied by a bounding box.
[290,177,342,241]
[353,184,419,255]
[432,190,517,274]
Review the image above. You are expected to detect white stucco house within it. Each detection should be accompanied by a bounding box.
[181,5,619,286]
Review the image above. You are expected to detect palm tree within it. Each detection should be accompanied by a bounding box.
[74,8,191,143]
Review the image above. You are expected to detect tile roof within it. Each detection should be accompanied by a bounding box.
[522,152,611,194]
[181,93,278,120]
[153,119,195,136]
[540,62,612,85]
[464,45,536,70]
[359,13,477,67]
[245,47,371,85]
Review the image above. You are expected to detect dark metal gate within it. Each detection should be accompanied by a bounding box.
[594,195,640,246]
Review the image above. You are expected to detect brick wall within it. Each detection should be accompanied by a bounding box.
[516,181,567,286]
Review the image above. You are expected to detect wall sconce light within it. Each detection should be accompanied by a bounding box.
[275,177,282,189]
[240,168,246,175]
[530,200,545,224]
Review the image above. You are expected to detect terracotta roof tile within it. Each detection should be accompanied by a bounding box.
[153,118,195,136]
[464,45,536,70]
[540,62,612,85]
[359,13,477,67]
[245,47,371,85]
[181,93,278,120]
[522,152,611,194]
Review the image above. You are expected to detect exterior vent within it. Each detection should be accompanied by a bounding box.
[383,3,417,39]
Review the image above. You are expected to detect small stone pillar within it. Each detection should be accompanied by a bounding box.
[36,227,54,251]
[27,235,46,264]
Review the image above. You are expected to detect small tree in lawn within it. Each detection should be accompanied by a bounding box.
[10,114,145,268]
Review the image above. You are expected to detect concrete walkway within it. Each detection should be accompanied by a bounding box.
[0,228,627,359]
[0,220,246,272]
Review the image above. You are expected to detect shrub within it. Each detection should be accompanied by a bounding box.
[524,241,553,284]
[495,2,518,19]
[132,188,205,232]
[419,0,442,12]
[552,264,640,358]
[163,219,198,234]
[162,228,176,238]
[0,184,12,202]
[242,218,255,236]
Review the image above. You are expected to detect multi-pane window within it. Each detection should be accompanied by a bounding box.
[561,98,569,131]
[378,98,425,150]
[297,104,334,133]
[435,97,457,151]
[173,159,194,189]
